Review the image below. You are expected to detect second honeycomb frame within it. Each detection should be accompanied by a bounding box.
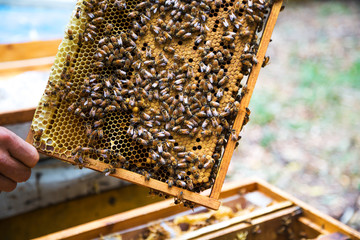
[27,0,283,210]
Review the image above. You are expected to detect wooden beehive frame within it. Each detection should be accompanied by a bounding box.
[33,179,360,240]
[26,0,283,210]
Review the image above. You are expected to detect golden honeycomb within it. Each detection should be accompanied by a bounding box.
[30,0,275,205]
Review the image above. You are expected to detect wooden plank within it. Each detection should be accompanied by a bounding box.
[254,181,289,203]
[33,179,260,240]
[254,179,360,240]
[26,130,220,210]
[33,199,182,240]
[0,107,36,125]
[32,180,360,240]
[210,0,284,200]
[73,158,219,210]
[0,184,162,240]
[0,57,54,75]
[318,233,353,240]
[298,217,330,235]
[214,179,258,199]
[176,200,293,240]
[0,40,61,62]
[195,206,302,240]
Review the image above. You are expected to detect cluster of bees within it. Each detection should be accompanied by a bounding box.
[34,0,275,206]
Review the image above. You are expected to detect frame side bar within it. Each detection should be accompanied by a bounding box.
[210,0,284,200]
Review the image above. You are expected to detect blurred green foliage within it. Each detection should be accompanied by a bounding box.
[260,130,276,148]
[318,1,351,16]
[250,90,276,126]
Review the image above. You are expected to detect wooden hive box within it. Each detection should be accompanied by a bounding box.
[34,179,360,240]
[26,0,285,210]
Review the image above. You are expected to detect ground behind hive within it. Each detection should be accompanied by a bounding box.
[227,0,360,230]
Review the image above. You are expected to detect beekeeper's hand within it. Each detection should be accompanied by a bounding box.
[0,127,39,192]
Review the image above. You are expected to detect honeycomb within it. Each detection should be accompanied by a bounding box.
[30,0,276,205]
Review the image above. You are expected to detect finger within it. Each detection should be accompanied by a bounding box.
[0,127,39,168]
[0,174,17,192]
[0,151,32,183]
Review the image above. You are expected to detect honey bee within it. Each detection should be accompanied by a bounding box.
[116,154,125,164]
[239,28,252,37]
[93,61,105,68]
[92,17,104,25]
[66,29,74,40]
[193,34,205,45]
[245,14,255,23]
[98,37,109,47]
[75,33,83,47]
[186,179,194,191]
[128,11,139,18]
[253,15,262,23]
[182,32,192,40]
[104,105,116,112]
[114,0,126,10]
[43,101,59,108]
[220,118,230,129]
[96,109,105,118]
[75,7,81,19]
[138,138,149,146]
[97,128,104,139]
[262,56,270,67]
[215,125,223,136]
[84,32,95,42]
[139,13,150,24]
[216,88,224,98]
[201,130,212,136]
[210,100,220,107]
[74,107,82,116]
[127,30,138,40]
[161,151,171,160]
[176,180,186,188]
[103,168,116,176]
[177,127,189,134]
[204,52,216,63]
[212,153,220,161]
[243,59,254,69]
[231,129,238,141]
[155,36,166,44]
[74,154,84,165]
[94,119,104,128]
[81,147,95,154]
[65,53,72,67]
[204,158,215,170]
[85,21,98,32]
[83,1,94,10]
[221,17,229,28]
[218,76,229,86]
[104,23,113,35]
[222,34,234,43]
[139,25,148,36]
[33,129,43,141]
[89,107,97,118]
[163,177,175,189]
[157,156,166,166]
[234,0,242,12]
[116,69,127,78]
[143,120,153,128]
[228,10,237,22]
[143,170,151,181]
[67,102,77,112]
